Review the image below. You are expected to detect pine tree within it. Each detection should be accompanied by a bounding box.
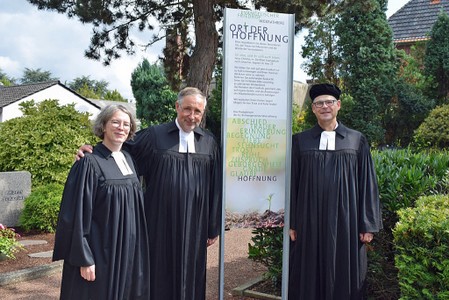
[130,59,177,127]
[424,11,449,105]
[336,0,397,145]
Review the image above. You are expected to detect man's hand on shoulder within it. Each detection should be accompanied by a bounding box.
[75,145,94,161]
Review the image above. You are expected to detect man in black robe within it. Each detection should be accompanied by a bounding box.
[78,87,222,300]
[288,83,382,300]
[127,87,222,300]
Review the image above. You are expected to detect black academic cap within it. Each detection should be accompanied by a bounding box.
[309,83,341,101]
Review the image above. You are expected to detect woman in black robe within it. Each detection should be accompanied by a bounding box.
[53,105,149,300]
[75,87,222,300]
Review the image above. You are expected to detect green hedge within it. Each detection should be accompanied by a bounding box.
[414,104,449,149]
[393,195,449,299]
[367,149,449,299]
[0,100,98,187]
[20,183,64,233]
[373,149,449,213]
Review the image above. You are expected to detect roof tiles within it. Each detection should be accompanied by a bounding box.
[0,81,60,107]
[388,0,449,43]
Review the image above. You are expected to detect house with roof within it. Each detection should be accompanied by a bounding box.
[388,0,449,53]
[0,81,136,123]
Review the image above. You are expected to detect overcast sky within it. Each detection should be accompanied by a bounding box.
[0,0,409,101]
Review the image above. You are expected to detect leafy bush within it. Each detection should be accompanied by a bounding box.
[394,195,449,299]
[367,149,449,299]
[373,149,449,213]
[19,183,64,233]
[0,224,24,259]
[248,210,284,289]
[413,104,449,149]
[0,100,98,187]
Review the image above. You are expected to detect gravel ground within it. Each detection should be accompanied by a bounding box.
[0,228,266,300]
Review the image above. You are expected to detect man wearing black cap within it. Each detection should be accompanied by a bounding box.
[288,83,382,299]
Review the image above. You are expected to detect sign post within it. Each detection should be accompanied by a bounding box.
[220,8,294,299]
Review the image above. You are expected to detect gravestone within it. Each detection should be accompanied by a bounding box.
[0,171,31,226]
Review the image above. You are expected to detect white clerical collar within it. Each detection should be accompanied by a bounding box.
[319,123,338,151]
[111,151,133,175]
[175,119,195,153]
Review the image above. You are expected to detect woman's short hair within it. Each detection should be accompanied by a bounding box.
[93,104,137,140]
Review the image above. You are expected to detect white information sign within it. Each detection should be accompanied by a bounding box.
[223,8,294,214]
[220,8,294,300]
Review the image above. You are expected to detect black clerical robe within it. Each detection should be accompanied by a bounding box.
[127,121,222,300]
[289,123,382,300]
[53,143,150,300]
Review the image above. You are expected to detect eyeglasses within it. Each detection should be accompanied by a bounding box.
[312,100,337,108]
[109,119,131,129]
[179,105,204,117]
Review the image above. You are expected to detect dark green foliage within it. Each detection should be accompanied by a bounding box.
[206,84,223,142]
[0,100,99,187]
[374,149,449,213]
[130,59,177,127]
[367,149,449,299]
[380,47,436,147]
[301,12,340,84]
[248,210,284,289]
[394,195,449,299]
[413,104,449,149]
[383,79,434,147]
[19,183,64,233]
[336,0,397,145]
[248,226,283,288]
[424,11,449,105]
[397,45,434,96]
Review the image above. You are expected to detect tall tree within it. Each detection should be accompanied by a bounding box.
[301,12,340,85]
[335,0,397,145]
[68,76,127,101]
[104,89,127,102]
[20,67,58,84]
[68,76,109,98]
[27,0,328,96]
[424,11,449,105]
[130,59,177,127]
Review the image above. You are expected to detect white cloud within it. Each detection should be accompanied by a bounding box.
[0,0,164,100]
[0,56,20,76]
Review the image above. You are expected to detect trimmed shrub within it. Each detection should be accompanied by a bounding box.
[373,149,449,213]
[367,149,449,299]
[0,99,98,187]
[20,183,64,233]
[413,104,449,149]
[394,195,449,299]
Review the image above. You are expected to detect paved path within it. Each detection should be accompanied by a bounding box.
[0,228,266,299]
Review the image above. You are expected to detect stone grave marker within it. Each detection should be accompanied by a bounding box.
[0,171,31,226]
